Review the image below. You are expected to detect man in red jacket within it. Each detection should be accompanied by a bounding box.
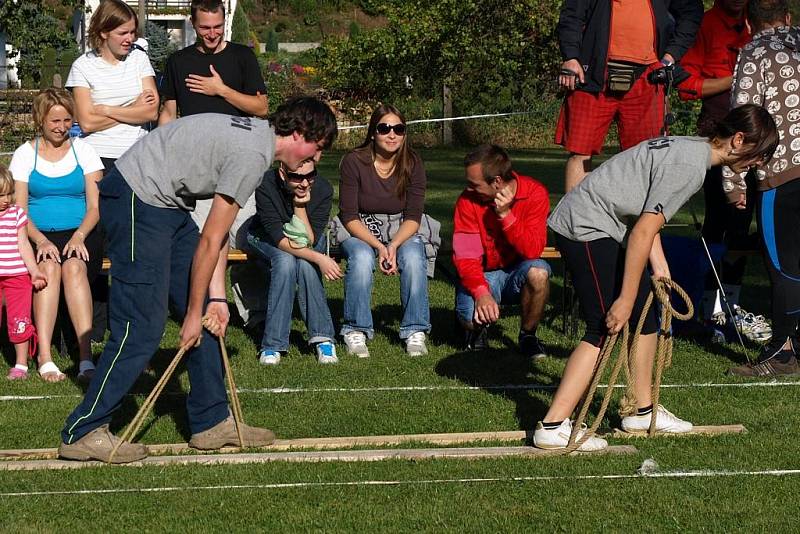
[453,144,551,358]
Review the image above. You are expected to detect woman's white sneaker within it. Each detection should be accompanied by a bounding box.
[405,332,428,356]
[343,330,370,358]
[621,405,693,434]
[533,419,608,452]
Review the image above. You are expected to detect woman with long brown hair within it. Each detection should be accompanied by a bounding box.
[337,104,431,357]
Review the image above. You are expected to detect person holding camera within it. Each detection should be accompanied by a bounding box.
[555,0,703,192]
[246,160,340,366]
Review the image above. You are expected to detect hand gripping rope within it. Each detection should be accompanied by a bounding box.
[562,277,694,453]
[108,317,245,463]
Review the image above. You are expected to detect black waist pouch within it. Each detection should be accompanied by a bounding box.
[606,60,647,93]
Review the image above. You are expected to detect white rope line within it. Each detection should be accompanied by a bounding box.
[2,379,799,402]
[3,468,800,497]
[337,111,535,131]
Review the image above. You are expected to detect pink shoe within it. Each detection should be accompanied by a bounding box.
[7,367,28,380]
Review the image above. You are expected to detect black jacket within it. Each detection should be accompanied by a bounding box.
[557,0,703,92]
[250,169,334,248]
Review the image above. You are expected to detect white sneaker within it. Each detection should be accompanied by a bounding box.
[533,419,608,451]
[315,341,339,364]
[733,305,773,343]
[258,349,281,366]
[405,331,428,356]
[621,405,693,434]
[343,330,370,358]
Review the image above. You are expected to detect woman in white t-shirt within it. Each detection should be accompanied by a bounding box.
[67,0,158,168]
[9,89,104,383]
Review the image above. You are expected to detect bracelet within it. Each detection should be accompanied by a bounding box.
[208,297,228,304]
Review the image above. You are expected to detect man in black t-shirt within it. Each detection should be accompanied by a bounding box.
[159,0,268,121]
[159,0,270,330]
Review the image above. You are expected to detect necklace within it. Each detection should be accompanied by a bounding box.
[373,158,396,178]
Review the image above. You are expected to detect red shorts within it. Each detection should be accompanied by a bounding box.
[554,63,665,155]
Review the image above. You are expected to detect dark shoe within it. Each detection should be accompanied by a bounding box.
[464,325,489,351]
[189,415,276,450]
[729,342,800,377]
[58,424,149,464]
[519,331,547,360]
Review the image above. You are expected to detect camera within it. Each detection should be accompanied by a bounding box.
[647,64,689,86]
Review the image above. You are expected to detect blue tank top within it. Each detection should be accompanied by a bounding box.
[28,138,87,232]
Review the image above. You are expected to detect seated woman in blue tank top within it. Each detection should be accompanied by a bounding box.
[9,88,104,383]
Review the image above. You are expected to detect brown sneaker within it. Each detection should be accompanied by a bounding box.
[58,424,149,464]
[189,416,276,450]
[729,353,800,377]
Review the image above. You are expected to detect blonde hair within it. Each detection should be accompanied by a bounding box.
[0,166,16,203]
[32,88,74,136]
[87,0,138,52]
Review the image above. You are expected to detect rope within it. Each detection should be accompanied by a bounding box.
[563,277,693,453]
[108,316,246,463]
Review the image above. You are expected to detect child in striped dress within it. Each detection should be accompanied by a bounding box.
[0,166,48,380]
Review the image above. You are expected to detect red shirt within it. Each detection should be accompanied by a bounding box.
[452,172,549,299]
[678,1,750,100]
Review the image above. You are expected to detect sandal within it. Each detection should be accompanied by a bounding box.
[38,361,66,383]
[7,367,28,380]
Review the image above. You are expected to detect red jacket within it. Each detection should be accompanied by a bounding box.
[678,1,749,101]
[452,172,549,299]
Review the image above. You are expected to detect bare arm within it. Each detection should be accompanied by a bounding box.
[73,87,119,133]
[276,236,342,281]
[701,75,734,98]
[343,219,384,250]
[99,77,160,125]
[185,65,268,117]
[648,233,671,279]
[179,194,239,349]
[158,99,178,126]
[17,225,46,290]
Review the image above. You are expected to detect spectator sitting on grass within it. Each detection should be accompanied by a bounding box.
[246,160,340,365]
[452,144,551,359]
[9,88,104,383]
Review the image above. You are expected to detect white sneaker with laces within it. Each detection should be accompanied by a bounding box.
[343,330,370,358]
[315,341,339,364]
[258,349,281,366]
[621,404,693,434]
[533,419,608,451]
[405,331,428,356]
[733,305,772,343]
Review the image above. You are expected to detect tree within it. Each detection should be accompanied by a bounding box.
[145,21,176,73]
[316,0,561,112]
[1,0,80,88]
[231,3,251,47]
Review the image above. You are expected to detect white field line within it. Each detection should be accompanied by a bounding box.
[2,380,800,402]
[3,468,800,497]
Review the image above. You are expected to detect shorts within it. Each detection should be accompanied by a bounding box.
[554,63,665,155]
[39,228,103,283]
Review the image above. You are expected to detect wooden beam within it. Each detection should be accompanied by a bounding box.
[608,424,747,438]
[0,445,639,471]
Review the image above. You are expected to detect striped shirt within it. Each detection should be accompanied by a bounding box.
[66,49,156,159]
[0,205,28,277]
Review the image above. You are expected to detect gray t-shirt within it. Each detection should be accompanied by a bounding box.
[115,114,275,210]
[548,137,711,243]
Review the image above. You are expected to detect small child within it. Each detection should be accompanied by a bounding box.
[0,166,47,380]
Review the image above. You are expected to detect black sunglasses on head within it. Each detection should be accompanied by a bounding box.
[285,168,317,183]
[376,122,407,136]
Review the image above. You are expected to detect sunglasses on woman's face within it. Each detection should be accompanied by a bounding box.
[285,169,317,183]
[375,123,407,136]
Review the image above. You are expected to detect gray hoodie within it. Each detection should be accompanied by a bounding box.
[725,25,800,203]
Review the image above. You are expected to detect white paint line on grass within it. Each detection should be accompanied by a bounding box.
[3,468,800,497]
[2,380,800,402]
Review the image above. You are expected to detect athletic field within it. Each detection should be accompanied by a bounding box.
[1,148,796,531]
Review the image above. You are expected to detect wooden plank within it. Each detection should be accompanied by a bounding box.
[0,445,639,471]
[0,430,530,461]
[608,424,747,438]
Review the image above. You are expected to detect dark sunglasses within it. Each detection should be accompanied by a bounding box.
[375,123,407,136]
[285,169,317,183]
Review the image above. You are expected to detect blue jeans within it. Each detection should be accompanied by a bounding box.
[340,235,430,340]
[62,168,229,443]
[455,259,551,324]
[246,233,335,352]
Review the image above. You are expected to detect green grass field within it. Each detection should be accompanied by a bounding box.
[1,147,798,532]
